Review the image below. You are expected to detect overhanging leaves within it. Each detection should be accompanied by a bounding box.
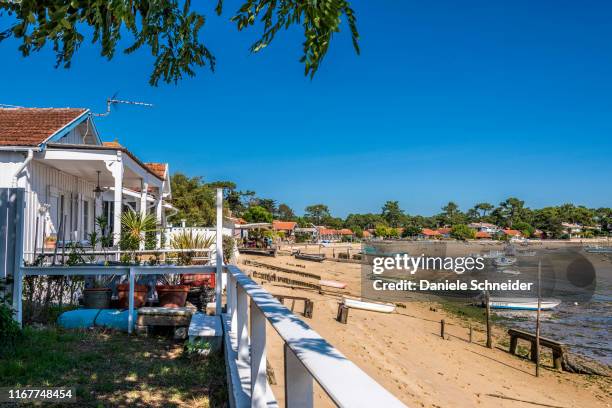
[0,0,359,84]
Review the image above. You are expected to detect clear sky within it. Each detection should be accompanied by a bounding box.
[1,0,611,217]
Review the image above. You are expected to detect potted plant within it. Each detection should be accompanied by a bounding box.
[44,235,57,250]
[156,274,190,308]
[119,210,158,263]
[116,282,149,309]
[83,275,115,309]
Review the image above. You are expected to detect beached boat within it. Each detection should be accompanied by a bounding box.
[294,252,326,262]
[500,269,521,275]
[342,296,396,313]
[585,245,612,254]
[319,280,347,289]
[238,247,277,257]
[493,256,517,267]
[486,297,561,311]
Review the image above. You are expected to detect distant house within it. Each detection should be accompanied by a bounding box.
[475,231,491,239]
[437,227,452,238]
[561,222,583,238]
[502,229,522,238]
[420,228,441,239]
[362,230,372,239]
[468,222,501,234]
[317,227,353,242]
[272,220,297,238]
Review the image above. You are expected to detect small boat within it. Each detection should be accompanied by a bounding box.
[585,245,612,254]
[493,256,517,267]
[319,280,347,289]
[238,247,277,257]
[500,269,521,275]
[342,296,396,313]
[486,297,561,311]
[294,252,326,262]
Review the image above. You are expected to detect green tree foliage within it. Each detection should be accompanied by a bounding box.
[497,197,525,227]
[532,207,563,238]
[276,203,295,220]
[441,201,465,225]
[171,173,216,226]
[512,221,535,238]
[345,213,386,230]
[450,224,475,241]
[254,198,277,215]
[474,202,494,217]
[381,200,405,227]
[243,205,272,223]
[304,204,331,225]
[402,225,422,238]
[0,0,359,85]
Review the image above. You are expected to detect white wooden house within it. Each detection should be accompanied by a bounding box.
[0,107,173,261]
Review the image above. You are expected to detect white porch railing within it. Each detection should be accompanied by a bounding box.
[224,264,407,408]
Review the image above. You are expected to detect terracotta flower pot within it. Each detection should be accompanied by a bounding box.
[116,283,148,309]
[180,273,215,288]
[156,285,190,308]
[83,287,112,309]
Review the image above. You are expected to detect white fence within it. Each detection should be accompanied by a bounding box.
[224,264,406,407]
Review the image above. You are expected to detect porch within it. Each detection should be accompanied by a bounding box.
[21,143,171,261]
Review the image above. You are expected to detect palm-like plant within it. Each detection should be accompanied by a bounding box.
[170,231,215,265]
[119,210,158,262]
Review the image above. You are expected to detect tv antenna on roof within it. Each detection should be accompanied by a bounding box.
[93,92,153,117]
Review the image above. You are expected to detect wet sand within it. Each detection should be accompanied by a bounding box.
[239,247,611,408]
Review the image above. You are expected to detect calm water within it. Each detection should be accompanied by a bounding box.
[491,249,612,366]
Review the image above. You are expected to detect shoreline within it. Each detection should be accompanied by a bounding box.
[241,250,611,407]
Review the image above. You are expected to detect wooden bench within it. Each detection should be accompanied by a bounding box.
[136,306,197,339]
[272,294,314,318]
[508,328,566,370]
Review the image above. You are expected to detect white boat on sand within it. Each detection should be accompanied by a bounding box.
[342,296,396,313]
[320,280,347,289]
[487,297,561,311]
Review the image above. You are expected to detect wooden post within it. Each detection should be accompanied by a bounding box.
[337,304,349,324]
[535,259,542,377]
[485,290,492,348]
[469,324,473,343]
[304,300,314,318]
[440,319,445,338]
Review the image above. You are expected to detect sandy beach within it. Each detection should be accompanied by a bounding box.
[239,245,611,408]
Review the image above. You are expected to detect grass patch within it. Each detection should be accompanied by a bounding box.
[0,327,227,407]
[439,299,502,324]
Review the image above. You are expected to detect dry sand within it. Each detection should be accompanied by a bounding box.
[239,246,611,408]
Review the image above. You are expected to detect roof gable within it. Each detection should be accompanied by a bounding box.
[0,108,88,147]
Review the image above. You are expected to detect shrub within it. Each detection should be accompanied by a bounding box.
[0,303,21,358]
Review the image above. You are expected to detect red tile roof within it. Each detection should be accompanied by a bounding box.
[421,228,441,236]
[475,231,491,238]
[272,221,297,231]
[145,162,167,179]
[339,228,354,235]
[102,140,122,148]
[503,229,521,236]
[362,230,372,237]
[437,228,452,234]
[318,228,337,235]
[0,108,87,146]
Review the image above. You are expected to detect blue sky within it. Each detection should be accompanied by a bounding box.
[1,0,611,217]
